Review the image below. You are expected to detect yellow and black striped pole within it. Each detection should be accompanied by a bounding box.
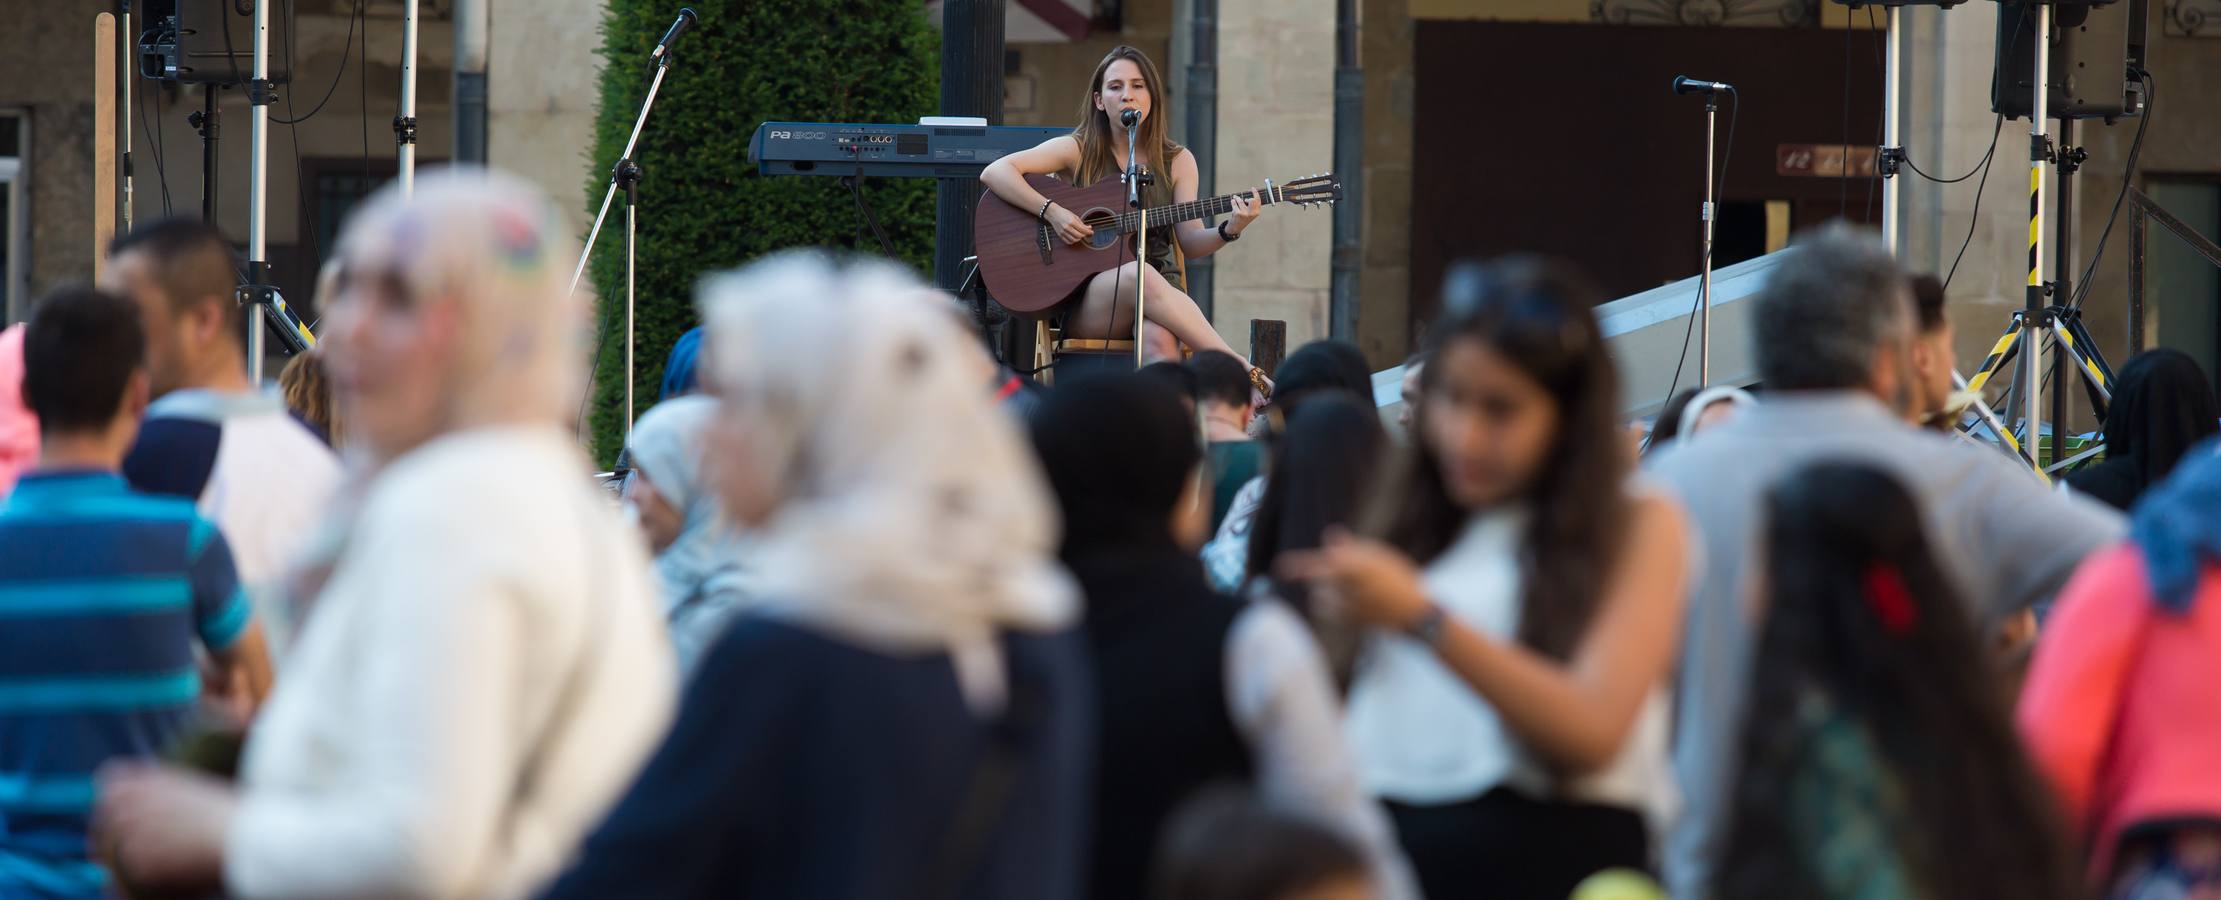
[2020,0,2054,467]
[1964,320,2023,397]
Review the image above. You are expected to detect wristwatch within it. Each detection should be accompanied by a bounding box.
[1405,602,1448,647]
[1218,220,1241,242]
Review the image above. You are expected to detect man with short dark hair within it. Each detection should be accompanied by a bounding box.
[1906,273,1959,427]
[0,287,271,899]
[1647,224,2122,898]
[1188,350,1261,531]
[103,219,340,655]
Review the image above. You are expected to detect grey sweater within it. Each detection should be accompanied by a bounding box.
[1644,392,2123,899]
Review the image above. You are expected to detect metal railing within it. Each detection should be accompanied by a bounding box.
[2128,184,2221,353]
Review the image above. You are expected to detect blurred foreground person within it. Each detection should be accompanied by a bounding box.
[1244,394,1391,686]
[541,252,1092,900]
[623,395,756,677]
[1720,463,2075,900]
[1282,259,1688,899]
[1646,224,2123,898]
[2022,444,2221,898]
[2063,349,2220,512]
[1646,385,1754,454]
[0,323,34,495]
[1153,787,1379,900]
[105,220,342,658]
[1032,374,1414,900]
[94,167,675,899]
[0,288,270,900]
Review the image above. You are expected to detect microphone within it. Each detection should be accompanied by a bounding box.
[1671,75,1732,95]
[1120,108,1140,127]
[650,8,698,60]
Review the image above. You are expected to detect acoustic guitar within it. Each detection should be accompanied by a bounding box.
[973,171,1343,315]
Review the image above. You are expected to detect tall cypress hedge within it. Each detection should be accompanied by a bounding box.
[585,0,940,463]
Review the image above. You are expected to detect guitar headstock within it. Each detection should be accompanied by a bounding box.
[1276,172,1343,209]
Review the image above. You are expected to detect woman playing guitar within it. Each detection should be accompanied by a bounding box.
[981,45,1272,393]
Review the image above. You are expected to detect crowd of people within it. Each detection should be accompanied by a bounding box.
[2,166,2220,900]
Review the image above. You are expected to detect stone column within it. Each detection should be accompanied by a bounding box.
[1212,0,1336,352]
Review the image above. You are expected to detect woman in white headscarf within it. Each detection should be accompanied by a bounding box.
[540,251,1093,900]
[624,394,757,676]
[93,167,676,900]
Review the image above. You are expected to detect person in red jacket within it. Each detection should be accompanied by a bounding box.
[2020,440,2221,897]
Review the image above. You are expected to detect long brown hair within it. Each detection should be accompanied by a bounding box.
[1363,258,1629,660]
[1071,46,1183,188]
[1720,463,2077,900]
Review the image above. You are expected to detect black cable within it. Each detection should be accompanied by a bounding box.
[1654,87,1739,417]
[139,81,174,215]
[2068,69,2154,309]
[1943,115,2005,291]
[1841,18,1852,217]
[283,0,322,273]
[272,0,359,125]
[1905,1,2023,188]
[1935,0,2025,291]
[1903,119,2005,184]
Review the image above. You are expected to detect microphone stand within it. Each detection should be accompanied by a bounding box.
[1698,89,1717,386]
[571,47,676,444]
[1126,119,1147,369]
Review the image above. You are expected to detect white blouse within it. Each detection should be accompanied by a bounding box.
[1226,599,1420,900]
[225,427,676,899]
[1343,505,1677,834]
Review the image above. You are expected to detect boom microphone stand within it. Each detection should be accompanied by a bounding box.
[570,8,695,442]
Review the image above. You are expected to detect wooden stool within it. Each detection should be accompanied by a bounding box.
[1034,320,1138,386]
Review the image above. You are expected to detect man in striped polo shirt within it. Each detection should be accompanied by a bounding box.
[0,287,271,899]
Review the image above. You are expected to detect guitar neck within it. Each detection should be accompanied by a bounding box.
[1106,186,1286,235]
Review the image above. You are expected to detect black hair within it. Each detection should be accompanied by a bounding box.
[1137,361,1199,407]
[1030,373,1201,557]
[1719,462,2078,900]
[1649,386,1706,450]
[1366,257,1626,660]
[106,217,245,339]
[22,287,148,433]
[1187,350,1253,410]
[1247,394,1386,684]
[1152,786,1370,900]
[1909,273,1948,334]
[2064,348,2221,511]
[1270,340,1372,416]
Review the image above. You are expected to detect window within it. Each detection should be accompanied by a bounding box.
[0,111,24,323]
[312,169,385,271]
[2145,180,2221,394]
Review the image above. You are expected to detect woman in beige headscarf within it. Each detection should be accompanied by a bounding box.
[93,167,675,899]
[541,251,1093,900]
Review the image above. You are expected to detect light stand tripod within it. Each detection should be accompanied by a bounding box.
[2016,0,2056,478]
[239,0,313,382]
[571,9,693,444]
[395,0,419,198]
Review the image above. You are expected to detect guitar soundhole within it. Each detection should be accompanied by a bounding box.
[1082,208,1120,251]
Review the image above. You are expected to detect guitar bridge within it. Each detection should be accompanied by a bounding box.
[1036,220,1054,265]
